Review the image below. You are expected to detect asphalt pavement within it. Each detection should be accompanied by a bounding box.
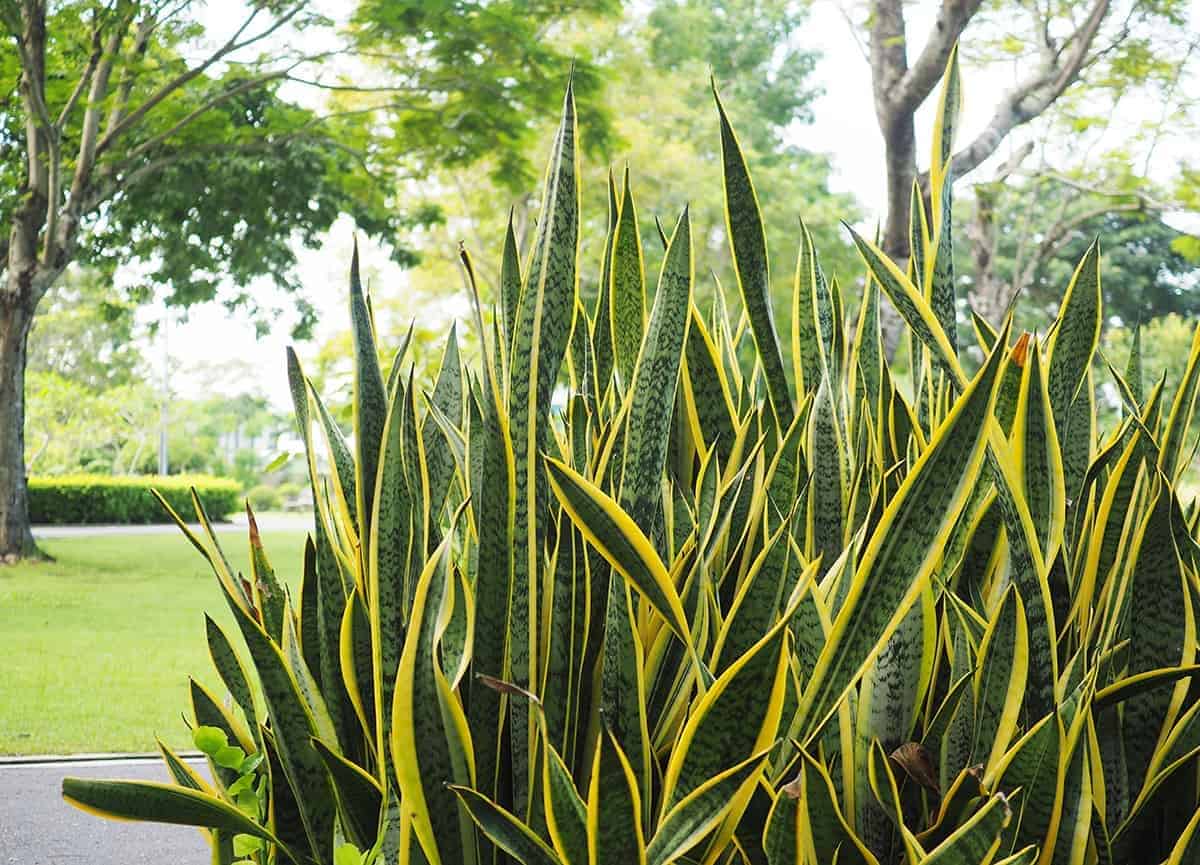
[0,756,210,864]
[32,512,312,539]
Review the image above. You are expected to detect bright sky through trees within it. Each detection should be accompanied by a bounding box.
[140,0,1200,407]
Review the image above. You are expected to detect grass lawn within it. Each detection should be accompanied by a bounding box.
[0,529,306,755]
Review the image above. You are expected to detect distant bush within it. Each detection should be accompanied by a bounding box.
[28,474,241,525]
[245,483,282,512]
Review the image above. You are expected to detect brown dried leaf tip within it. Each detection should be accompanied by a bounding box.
[889,741,940,795]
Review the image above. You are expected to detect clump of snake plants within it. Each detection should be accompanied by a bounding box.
[64,47,1200,865]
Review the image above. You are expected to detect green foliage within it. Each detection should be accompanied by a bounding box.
[28,475,239,525]
[66,54,1200,865]
[27,269,142,390]
[350,0,620,192]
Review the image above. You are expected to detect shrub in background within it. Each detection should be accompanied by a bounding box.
[64,53,1200,865]
[29,474,240,524]
[245,484,283,513]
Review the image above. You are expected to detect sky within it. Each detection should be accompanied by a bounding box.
[140,0,1200,408]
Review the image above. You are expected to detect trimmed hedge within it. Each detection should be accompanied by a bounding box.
[28,474,242,525]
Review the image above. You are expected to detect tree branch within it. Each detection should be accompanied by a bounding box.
[94,2,303,157]
[895,0,985,115]
[949,0,1110,179]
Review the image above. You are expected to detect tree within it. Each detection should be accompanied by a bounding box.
[27,267,141,389]
[352,0,856,374]
[863,0,1197,264]
[964,162,1200,326]
[2,0,614,559]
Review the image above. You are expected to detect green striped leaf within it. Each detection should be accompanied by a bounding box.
[660,606,792,826]
[62,778,292,858]
[592,170,619,393]
[919,793,1011,865]
[204,614,258,745]
[543,739,588,865]
[611,165,647,386]
[451,786,561,865]
[545,456,691,647]
[1046,242,1101,437]
[1123,481,1196,792]
[390,530,475,865]
[647,749,767,865]
[350,242,388,539]
[219,578,336,861]
[311,736,383,850]
[713,81,792,427]
[797,322,1006,739]
[588,729,646,865]
[500,209,523,349]
[971,586,1028,776]
[506,78,581,813]
[619,205,693,532]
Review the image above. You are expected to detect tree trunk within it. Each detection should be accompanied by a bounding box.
[0,291,41,560]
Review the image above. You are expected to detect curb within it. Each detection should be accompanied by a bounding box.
[0,751,202,767]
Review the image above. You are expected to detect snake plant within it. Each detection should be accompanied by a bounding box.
[64,49,1200,865]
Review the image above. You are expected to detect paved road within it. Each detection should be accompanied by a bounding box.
[33,513,312,539]
[0,757,210,864]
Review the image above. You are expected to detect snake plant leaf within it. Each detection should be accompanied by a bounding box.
[1049,723,1092,865]
[349,242,388,539]
[647,748,769,865]
[847,225,959,385]
[924,43,961,357]
[767,749,869,865]
[391,529,475,865]
[506,77,581,813]
[545,456,691,647]
[598,574,653,826]
[1123,481,1197,793]
[919,792,1011,865]
[218,573,337,861]
[682,306,738,463]
[1045,242,1101,437]
[543,738,588,865]
[1124,322,1144,406]
[791,219,828,396]
[466,334,515,809]
[542,518,590,757]
[611,165,647,386]
[1157,322,1200,480]
[62,778,294,858]
[450,785,561,865]
[1094,665,1200,709]
[312,736,383,850]
[500,209,523,349]
[246,507,286,643]
[865,739,925,861]
[205,614,258,743]
[854,584,937,855]
[798,322,1005,740]
[589,728,646,865]
[369,366,417,759]
[592,171,619,391]
[971,585,1028,777]
[713,80,792,427]
[659,602,792,838]
[156,740,212,794]
[620,205,693,532]
[1010,339,1066,560]
[852,273,884,419]
[807,374,846,572]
